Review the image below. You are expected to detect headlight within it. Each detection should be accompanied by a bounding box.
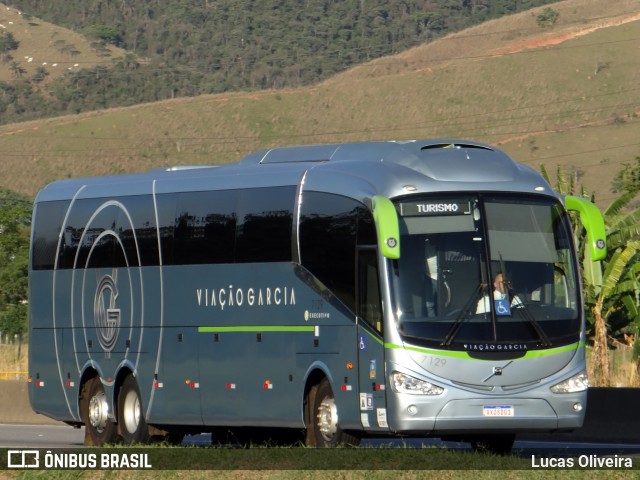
[391,371,444,395]
[550,371,589,393]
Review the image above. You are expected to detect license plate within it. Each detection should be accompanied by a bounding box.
[483,405,514,417]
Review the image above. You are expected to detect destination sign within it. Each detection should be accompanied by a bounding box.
[399,201,471,217]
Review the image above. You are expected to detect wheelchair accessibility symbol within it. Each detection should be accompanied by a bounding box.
[495,299,511,316]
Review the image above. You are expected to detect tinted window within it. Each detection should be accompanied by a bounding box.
[300,192,373,312]
[172,190,238,265]
[60,198,106,269]
[31,200,68,270]
[34,196,163,270]
[236,187,295,263]
[116,195,160,267]
[155,193,177,265]
[358,248,382,332]
[34,187,297,270]
[358,207,377,246]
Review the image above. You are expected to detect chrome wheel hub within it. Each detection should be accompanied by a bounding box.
[317,396,338,442]
[88,391,109,433]
[122,389,141,434]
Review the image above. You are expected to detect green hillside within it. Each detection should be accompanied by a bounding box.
[0,0,560,125]
[0,0,638,211]
[0,2,126,83]
[7,0,559,90]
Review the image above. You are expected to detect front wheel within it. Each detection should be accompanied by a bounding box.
[117,375,149,444]
[81,377,119,446]
[305,378,360,447]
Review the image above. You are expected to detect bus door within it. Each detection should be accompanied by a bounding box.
[356,247,389,432]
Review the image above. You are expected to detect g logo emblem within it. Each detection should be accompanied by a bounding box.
[94,274,120,354]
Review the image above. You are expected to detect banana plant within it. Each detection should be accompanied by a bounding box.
[589,241,640,384]
[541,165,640,385]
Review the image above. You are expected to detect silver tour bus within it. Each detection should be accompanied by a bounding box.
[28,139,606,452]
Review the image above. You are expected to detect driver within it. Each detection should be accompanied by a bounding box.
[476,272,523,314]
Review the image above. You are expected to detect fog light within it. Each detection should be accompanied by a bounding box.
[407,405,418,416]
[573,402,583,412]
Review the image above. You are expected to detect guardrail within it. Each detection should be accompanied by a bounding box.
[0,371,27,381]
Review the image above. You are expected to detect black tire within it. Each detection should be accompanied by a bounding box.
[469,434,515,455]
[305,378,360,447]
[117,375,149,444]
[80,377,119,446]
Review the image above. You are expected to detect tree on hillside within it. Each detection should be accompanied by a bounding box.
[0,191,31,340]
[83,24,124,47]
[612,156,640,196]
[32,66,48,83]
[536,7,559,29]
[413,12,445,37]
[0,31,19,61]
[9,61,25,78]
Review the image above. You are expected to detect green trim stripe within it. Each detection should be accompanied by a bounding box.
[361,326,384,346]
[384,341,584,361]
[198,326,315,333]
[521,342,583,358]
[198,324,582,361]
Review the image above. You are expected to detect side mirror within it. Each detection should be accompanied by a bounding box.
[565,195,607,261]
[372,195,400,259]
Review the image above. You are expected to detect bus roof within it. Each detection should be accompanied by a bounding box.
[35,139,555,203]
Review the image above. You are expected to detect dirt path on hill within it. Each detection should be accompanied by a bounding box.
[493,12,640,145]
[490,12,640,56]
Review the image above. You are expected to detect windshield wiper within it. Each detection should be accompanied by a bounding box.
[512,303,553,347]
[441,283,484,347]
[497,254,552,347]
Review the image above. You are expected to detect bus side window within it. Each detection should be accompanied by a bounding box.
[553,266,570,308]
[358,248,383,333]
[300,192,373,313]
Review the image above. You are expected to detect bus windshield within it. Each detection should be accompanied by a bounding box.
[391,194,580,351]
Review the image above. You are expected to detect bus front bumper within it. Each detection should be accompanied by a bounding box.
[387,393,587,435]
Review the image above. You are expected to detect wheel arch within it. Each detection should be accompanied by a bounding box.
[78,360,138,423]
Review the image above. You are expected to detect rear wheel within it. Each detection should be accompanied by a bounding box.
[117,375,149,444]
[305,378,360,447]
[81,377,119,446]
